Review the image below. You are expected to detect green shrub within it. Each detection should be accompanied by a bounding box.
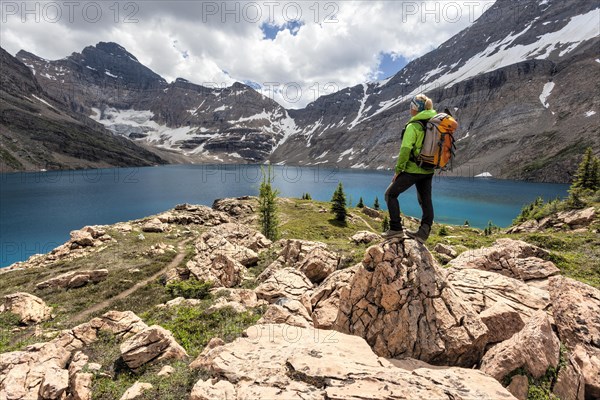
[142,304,263,357]
[438,225,449,236]
[165,279,213,300]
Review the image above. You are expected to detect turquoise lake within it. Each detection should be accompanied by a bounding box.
[0,164,570,268]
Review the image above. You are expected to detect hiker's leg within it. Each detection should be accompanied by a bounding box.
[384,173,415,230]
[415,174,434,227]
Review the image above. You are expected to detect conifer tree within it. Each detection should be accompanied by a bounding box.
[382,215,390,232]
[591,157,600,192]
[357,197,364,208]
[330,182,347,223]
[572,147,595,191]
[373,197,380,210]
[259,165,279,241]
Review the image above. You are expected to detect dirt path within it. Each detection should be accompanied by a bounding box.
[353,213,379,232]
[72,237,195,323]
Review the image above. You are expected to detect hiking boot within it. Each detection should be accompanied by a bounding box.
[381,229,405,239]
[407,224,431,243]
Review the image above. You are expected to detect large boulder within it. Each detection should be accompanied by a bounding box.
[0,341,71,400]
[448,238,559,282]
[1,292,52,324]
[549,276,600,399]
[350,231,381,244]
[309,265,358,329]
[335,238,489,367]
[0,310,150,399]
[479,302,525,344]
[447,268,551,320]
[480,311,560,381]
[255,268,314,302]
[207,223,271,252]
[212,196,258,222]
[120,325,188,371]
[260,239,339,284]
[183,228,265,287]
[507,207,596,233]
[257,298,313,328]
[141,218,169,233]
[36,269,109,290]
[195,230,259,266]
[189,324,516,400]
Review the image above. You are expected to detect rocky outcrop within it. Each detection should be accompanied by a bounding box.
[448,238,559,282]
[208,223,272,252]
[309,265,358,329]
[549,276,600,399]
[2,226,115,272]
[553,352,586,400]
[0,310,182,399]
[480,311,560,380]
[120,326,188,371]
[361,206,381,219]
[190,324,516,399]
[447,268,551,319]
[142,218,169,233]
[255,268,314,303]
[36,269,109,290]
[0,292,52,324]
[433,243,458,263]
[350,231,381,244]
[508,207,597,233]
[160,203,231,226]
[479,302,525,344]
[258,298,313,328]
[181,225,269,287]
[335,238,489,367]
[212,196,258,223]
[258,239,339,284]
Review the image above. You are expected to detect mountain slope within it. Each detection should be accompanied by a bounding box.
[17,43,296,163]
[0,47,166,172]
[272,0,600,182]
[11,0,600,182]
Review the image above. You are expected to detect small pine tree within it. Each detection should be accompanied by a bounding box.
[259,165,279,241]
[330,182,347,223]
[305,193,312,200]
[382,215,390,232]
[373,197,380,210]
[357,197,364,208]
[463,220,470,227]
[347,194,353,208]
[572,147,595,191]
[591,157,600,192]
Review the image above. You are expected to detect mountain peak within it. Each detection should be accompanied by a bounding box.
[82,42,139,63]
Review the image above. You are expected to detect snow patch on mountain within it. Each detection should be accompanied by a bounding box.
[348,83,369,130]
[90,107,199,149]
[539,82,555,108]
[31,95,56,110]
[585,110,596,117]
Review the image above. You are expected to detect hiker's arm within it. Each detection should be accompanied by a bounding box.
[395,125,417,173]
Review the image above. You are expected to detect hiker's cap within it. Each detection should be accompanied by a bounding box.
[410,94,433,112]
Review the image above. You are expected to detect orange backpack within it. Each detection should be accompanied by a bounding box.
[406,110,458,170]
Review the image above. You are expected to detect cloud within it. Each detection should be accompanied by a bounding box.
[0,1,495,108]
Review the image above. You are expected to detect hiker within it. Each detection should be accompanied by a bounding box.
[383,94,436,242]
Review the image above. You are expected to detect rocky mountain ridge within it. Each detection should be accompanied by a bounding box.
[0,47,167,172]
[0,196,598,399]
[8,0,600,181]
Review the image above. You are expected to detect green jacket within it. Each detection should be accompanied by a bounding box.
[395,109,437,174]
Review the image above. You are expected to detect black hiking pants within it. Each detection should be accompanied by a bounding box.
[384,172,434,231]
